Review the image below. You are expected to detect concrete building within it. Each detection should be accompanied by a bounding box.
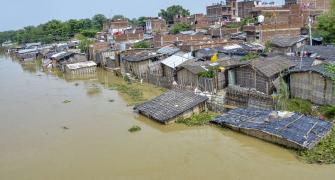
[207,0,238,23]
[145,17,168,34]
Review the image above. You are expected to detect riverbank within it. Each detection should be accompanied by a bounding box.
[298,127,335,164]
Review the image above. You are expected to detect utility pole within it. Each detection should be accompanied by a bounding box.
[308,16,313,46]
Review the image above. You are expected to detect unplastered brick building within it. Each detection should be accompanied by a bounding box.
[206,0,238,23]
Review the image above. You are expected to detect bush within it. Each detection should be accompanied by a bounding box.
[240,52,260,61]
[176,112,218,126]
[170,22,191,34]
[320,105,335,120]
[286,99,313,115]
[198,66,218,78]
[133,41,150,49]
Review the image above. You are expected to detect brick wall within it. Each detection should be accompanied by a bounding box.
[153,34,212,47]
[114,33,144,42]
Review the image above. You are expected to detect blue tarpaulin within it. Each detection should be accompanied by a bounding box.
[211,108,333,150]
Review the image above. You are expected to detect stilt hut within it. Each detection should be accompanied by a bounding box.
[64,61,97,75]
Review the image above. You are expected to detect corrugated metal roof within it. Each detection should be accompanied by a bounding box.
[66,61,97,70]
[161,52,194,68]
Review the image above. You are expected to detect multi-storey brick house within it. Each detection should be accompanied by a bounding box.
[206,0,238,23]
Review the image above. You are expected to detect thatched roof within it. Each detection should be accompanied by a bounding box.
[290,63,335,79]
[302,45,335,61]
[270,36,305,47]
[157,46,180,55]
[249,56,296,78]
[122,51,163,62]
[212,108,333,150]
[134,89,208,123]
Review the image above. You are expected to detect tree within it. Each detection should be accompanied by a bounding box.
[0,14,103,44]
[158,5,190,24]
[92,14,107,30]
[112,15,128,21]
[170,22,191,34]
[76,34,93,53]
[133,41,150,48]
[316,0,335,43]
[137,17,148,27]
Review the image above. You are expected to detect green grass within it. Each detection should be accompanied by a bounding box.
[176,112,219,126]
[128,126,141,133]
[298,127,335,164]
[285,99,313,115]
[113,84,144,102]
[320,105,335,121]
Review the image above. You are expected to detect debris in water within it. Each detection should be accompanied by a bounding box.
[109,99,115,103]
[63,100,71,104]
[128,126,141,133]
[62,126,69,130]
[74,83,79,86]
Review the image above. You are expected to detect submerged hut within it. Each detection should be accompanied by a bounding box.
[212,108,333,150]
[134,89,208,124]
[17,48,39,61]
[289,63,335,105]
[64,61,97,74]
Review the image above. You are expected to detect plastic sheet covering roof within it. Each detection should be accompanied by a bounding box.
[134,89,208,124]
[66,61,97,70]
[211,108,333,150]
[161,52,193,68]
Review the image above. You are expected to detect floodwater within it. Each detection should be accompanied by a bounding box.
[0,54,334,180]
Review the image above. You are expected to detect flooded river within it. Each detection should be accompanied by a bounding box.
[0,54,334,180]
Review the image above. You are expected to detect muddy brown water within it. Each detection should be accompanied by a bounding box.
[0,54,334,180]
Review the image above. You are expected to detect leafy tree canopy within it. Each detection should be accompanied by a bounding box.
[0,14,107,44]
[158,5,190,24]
[170,22,191,34]
[316,0,335,43]
[112,15,128,21]
[133,40,150,48]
